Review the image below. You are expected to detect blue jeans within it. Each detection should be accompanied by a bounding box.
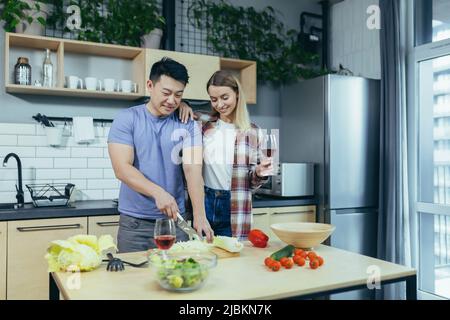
[204,186,232,237]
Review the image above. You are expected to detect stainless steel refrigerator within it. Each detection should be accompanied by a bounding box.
[280,75,380,299]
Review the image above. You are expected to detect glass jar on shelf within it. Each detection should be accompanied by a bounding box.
[14,57,31,85]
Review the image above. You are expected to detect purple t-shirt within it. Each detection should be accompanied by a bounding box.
[108,104,201,220]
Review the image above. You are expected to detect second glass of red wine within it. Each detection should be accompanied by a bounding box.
[154,218,176,250]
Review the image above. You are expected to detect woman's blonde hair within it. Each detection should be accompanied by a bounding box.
[206,70,251,130]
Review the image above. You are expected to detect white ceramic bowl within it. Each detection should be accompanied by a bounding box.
[270,222,336,249]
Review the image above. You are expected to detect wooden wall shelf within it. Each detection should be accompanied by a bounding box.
[4,32,257,103]
[4,32,146,100]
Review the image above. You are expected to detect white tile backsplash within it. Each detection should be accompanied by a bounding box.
[0,146,36,158]
[36,169,71,180]
[103,189,119,199]
[0,122,118,203]
[88,158,111,168]
[103,168,116,179]
[54,158,87,168]
[71,168,103,179]
[88,179,120,189]
[17,135,48,147]
[0,123,35,135]
[71,147,103,158]
[0,135,18,146]
[36,146,71,158]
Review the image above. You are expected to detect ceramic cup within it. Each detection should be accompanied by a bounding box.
[104,78,118,92]
[120,80,133,93]
[66,76,83,89]
[85,77,102,91]
[44,127,63,147]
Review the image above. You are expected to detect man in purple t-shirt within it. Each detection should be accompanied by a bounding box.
[108,57,213,253]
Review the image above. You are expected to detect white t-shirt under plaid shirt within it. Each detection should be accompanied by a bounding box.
[203,119,236,190]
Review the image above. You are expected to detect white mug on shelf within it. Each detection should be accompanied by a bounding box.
[104,78,119,92]
[120,80,133,93]
[66,76,83,89]
[85,77,102,91]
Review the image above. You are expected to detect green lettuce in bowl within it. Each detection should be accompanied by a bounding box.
[148,251,217,292]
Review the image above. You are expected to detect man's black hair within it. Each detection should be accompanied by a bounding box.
[149,57,189,85]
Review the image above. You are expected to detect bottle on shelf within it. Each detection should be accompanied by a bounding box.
[14,57,31,85]
[42,48,54,87]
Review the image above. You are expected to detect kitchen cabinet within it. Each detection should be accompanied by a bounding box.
[0,222,6,300]
[7,217,87,300]
[145,49,220,101]
[145,49,257,103]
[251,207,271,236]
[252,205,316,240]
[88,215,119,245]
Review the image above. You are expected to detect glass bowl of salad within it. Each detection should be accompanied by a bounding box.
[148,250,217,292]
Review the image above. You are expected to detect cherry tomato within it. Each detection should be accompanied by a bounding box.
[264,257,275,267]
[310,259,319,270]
[279,257,289,266]
[294,248,304,256]
[317,256,324,266]
[307,252,317,260]
[271,261,281,271]
[299,251,308,259]
[283,258,294,269]
[293,255,306,266]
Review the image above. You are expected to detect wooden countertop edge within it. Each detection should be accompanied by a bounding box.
[51,272,70,300]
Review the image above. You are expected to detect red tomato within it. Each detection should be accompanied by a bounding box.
[294,248,304,256]
[310,259,319,270]
[279,257,289,266]
[317,256,324,266]
[264,257,275,267]
[283,258,294,269]
[293,255,306,266]
[271,261,281,271]
[307,252,317,260]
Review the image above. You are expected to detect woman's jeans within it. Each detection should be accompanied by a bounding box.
[204,186,232,237]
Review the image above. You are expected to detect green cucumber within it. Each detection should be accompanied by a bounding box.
[270,245,295,261]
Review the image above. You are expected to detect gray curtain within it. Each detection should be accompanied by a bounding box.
[378,0,412,300]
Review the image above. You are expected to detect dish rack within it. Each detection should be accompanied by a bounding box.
[25,183,75,207]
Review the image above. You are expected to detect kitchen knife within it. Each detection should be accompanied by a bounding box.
[176,212,200,241]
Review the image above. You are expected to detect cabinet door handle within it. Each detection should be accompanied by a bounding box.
[253,212,269,216]
[96,222,119,227]
[17,224,82,232]
[272,211,312,215]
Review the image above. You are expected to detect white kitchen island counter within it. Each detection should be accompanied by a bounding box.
[50,241,416,300]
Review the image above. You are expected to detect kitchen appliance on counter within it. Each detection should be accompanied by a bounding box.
[256,163,314,197]
[281,75,380,299]
[26,183,75,207]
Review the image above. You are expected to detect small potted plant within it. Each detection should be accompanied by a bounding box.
[140,2,166,49]
[0,0,50,35]
[102,0,165,48]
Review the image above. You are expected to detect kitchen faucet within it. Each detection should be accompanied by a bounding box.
[2,153,24,208]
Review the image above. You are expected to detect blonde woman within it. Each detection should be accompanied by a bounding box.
[179,71,273,240]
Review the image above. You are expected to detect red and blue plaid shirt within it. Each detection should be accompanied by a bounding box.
[202,121,268,240]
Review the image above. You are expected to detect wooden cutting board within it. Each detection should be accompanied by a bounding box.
[209,247,241,259]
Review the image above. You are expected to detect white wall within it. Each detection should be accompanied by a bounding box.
[0,121,118,203]
[330,0,381,79]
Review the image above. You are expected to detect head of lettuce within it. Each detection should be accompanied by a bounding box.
[45,234,117,272]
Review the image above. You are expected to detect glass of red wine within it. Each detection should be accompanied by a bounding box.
[261,133,277,176]
[154,218,176,251]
